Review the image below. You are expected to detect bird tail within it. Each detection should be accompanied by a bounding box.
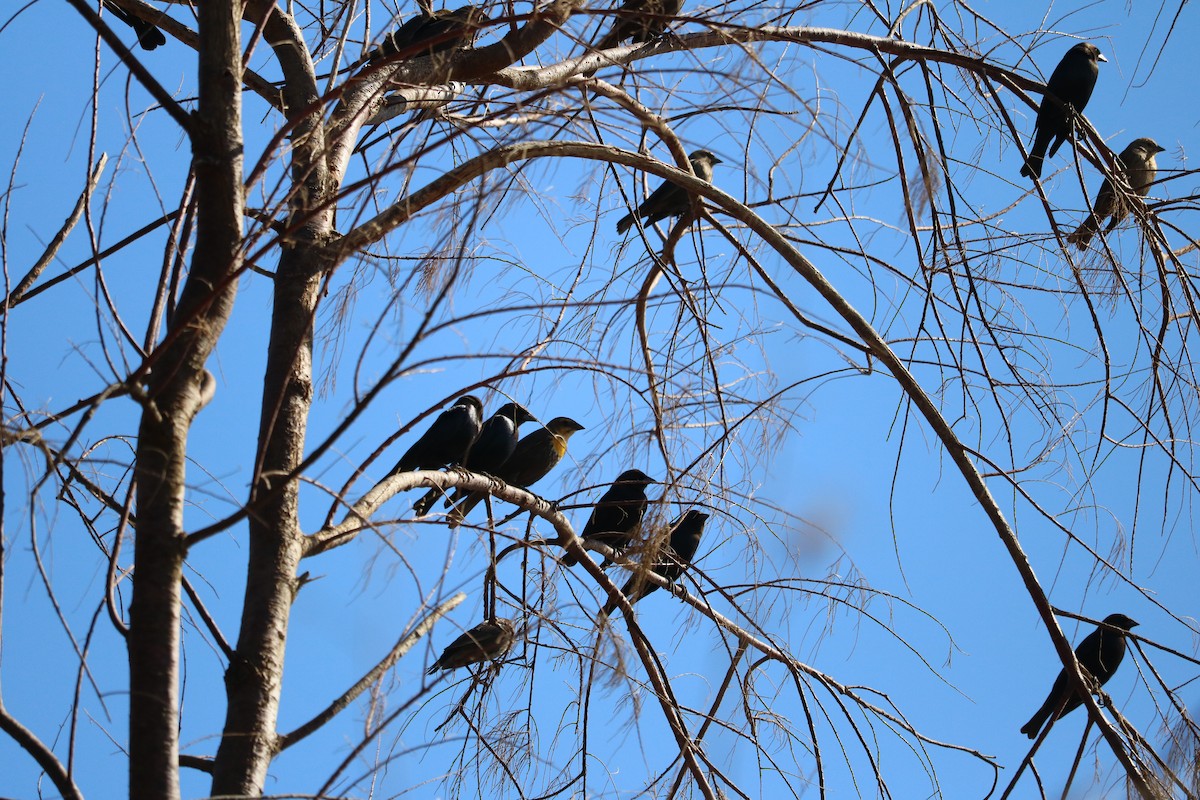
[1066,215,1099,249]
[1020,154,1043,180]
[616,213,634,234]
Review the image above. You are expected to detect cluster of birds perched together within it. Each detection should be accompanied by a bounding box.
[100,0,1150,744]
[1018,42,1164,249]
[388,395,712,675]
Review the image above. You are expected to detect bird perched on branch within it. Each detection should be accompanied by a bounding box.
[447,416,586,526]
[1020,42,1106,180]
[584,0,682,76]
[415,401,538,517]
[368,6,487,63]
[1066,138,1164,249]
[562,469,657,567]
[616,150,721,235]
[427,617,517,673]
[601,509,708,617]
[102,0,166,50]
[1020,613,1139,739]
[389,395,483,476]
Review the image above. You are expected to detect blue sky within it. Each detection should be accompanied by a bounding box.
[1,0,1197,798]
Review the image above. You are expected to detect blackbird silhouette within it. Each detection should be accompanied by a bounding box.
[1021,613,1139,739]
[447,416,586,526]
[427,618,517,673]
[369,5,486,62]
[389,395,483,475]
[1067,138,1164,249]
[102,1,166,50]
[562,469,656,567]
[415,402,537,517]
[601,509,708,617]
[616,150,721,234]
[584,0,683,76]
[1020,42,1106,179]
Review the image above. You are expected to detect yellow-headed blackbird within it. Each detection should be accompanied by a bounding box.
[447,416,585,526]
[369,5,487,62]
[102,1,166,50]
[1021,43,1105,179]
[390,395,483,475]
[616,150,721,234]
[562,469,656,567]
[1067,138,1164,248]
[584,0,682,76]
[426,617,517,673]
[601,509,708,617]
[414,402,537,517]
[1021,613,1138,738]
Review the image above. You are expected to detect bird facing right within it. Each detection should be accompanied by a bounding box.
[368,6,487,63]
[1066,138,1164,249]
[616,150,721,234]
[1020,42,1106,180]
[1020,613,1139,739]
[447,416,586,526]
[426,617,517,673]
[389,395,483,476]
[601,509,708,617]
[562,468,657,567]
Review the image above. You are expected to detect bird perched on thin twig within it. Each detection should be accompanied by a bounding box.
[583,0,683,76]
[368,5,487,63]
[427,617,517,673]
[389,395,483,476]
[447,416,586,526]
[102,0,166,50]
[601,509,708,617]
[1020,613,1139,739]
[616,150,721,235]
[1020,42,1106,180]
[415,402,538,517]
[1066,138,1164,249]
[562,469,656,567]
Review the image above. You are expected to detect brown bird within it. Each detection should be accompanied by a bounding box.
[1020,42,1106,179]
[616,150,721,235]
[1066,138,1164,249]
[562,469,656,567]
[1020,613,1139,739]
[447,416,586,526]
[427,617,517,673]
[368,5,487,63]
[415,402,538,517]
[389,395,483,475]
[600,509,708,617]
[584,0,682,76]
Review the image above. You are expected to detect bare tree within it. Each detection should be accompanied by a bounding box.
[1,0,1197,798]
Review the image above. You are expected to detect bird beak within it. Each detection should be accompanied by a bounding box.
[1097,52,1108,62]
[1155,145,1166,153]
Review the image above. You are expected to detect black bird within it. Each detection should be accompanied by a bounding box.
[427,618,517,673]
[448,416,586,526]
[369,6,486,62]
[390,395,483,475]
[1020,42,1106,180]
[601,509,708,617]
[1067,137,1164,249]
[584,0,683,76]
[102,1,166,50]
[1021,613,1139,739]
[414,401,537,517]
[616,150,721,234]
[562,469,657,567]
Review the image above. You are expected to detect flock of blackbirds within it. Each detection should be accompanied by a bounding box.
[390,397,712,675]
[1019,42,1164,249]
[97,0,1149,750]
